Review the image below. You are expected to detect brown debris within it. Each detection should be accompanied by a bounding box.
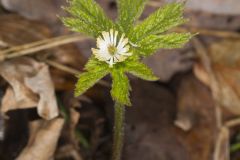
[194,39,240,115]
[175,74,217,160]
[16,118,64,160]
[0,0,66,23]
[0,58,59,120]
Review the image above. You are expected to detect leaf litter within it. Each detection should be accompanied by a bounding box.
[0,57,59,120]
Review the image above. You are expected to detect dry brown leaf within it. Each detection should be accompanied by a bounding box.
[194,40,240,115]
[0,14,86,90]
[25,64,59,119]
[16,118,64,160]
[0,14,51,45]
[1,87,37,113]
[186,0,240,15]
[174,74,216,160]
[144,48,194,82]
[0,57,59,120]
[124,80,189,160]
[0,0,65,23]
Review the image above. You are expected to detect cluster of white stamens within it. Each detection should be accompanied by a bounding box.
[91,29,132,67]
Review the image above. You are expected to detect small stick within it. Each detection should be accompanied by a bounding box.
[45,59,82,75]
[148,1,164,7]
[0,34,90,60]
[225,118,240,128]
[175,27,240,39]
[1,34,86,54]
[0,40,9,48]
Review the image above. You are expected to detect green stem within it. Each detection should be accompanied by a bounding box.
[112,102,125,160]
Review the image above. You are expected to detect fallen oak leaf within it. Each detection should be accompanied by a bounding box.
[194,39,240,115]
[16,118,64,160]
[25,64,59,119]
[0,57,59,120]
[1,87,37,114]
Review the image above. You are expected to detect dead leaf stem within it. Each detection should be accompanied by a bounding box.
[175,27,240,39]
[0,34,89,60]
[225,118,240,128]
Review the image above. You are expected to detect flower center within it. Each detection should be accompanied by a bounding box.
[108,45,117,55]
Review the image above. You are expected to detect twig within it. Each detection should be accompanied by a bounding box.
[147,0,164,7]
[45,59,82,75]
[1,34,86,54]
[225,118,240,128]
[147,0,187,7]
[0,34,90,60]
[175,27,240,39]
[213,127,230,160]
[45,59,110,88]
[0,40,9,48]
[192,38,212,73]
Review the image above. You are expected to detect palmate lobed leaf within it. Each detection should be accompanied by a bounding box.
[117,0,148,34]
[74,57,110,97]
[130,2,187,42]
[62,0,114,37]
[84,56,109,71]
[124,59,158,81]
[74,69,109,97]
[61,17,97,36]
[137,33,193,56]
[111,69,131,106]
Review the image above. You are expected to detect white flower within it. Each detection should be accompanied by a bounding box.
[92,29,132,67]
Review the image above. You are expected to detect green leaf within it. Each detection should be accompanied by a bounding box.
[62,0,114,37]
[131,2,186,42]
[137,33,192,56]
[74,68,109,97]
[85,56,109,71]
[61,17,96,36]
[125,60,158,81]
[117,0,148,34]
[111,70,131,106]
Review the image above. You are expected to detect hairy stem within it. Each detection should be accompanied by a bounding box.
[112,102,125,160]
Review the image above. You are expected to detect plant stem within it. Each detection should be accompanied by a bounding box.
[112,102,125,160]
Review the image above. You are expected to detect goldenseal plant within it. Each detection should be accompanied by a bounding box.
[61,0,193,159]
